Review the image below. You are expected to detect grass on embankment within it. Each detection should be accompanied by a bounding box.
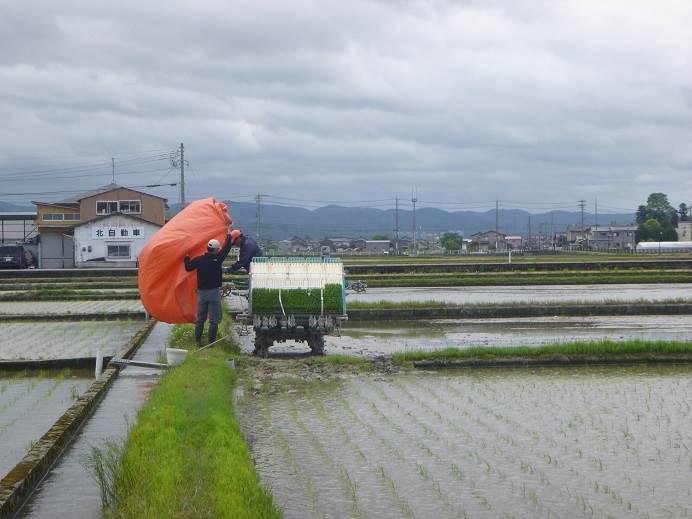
[392,339,692,364]
[110,325,279,519]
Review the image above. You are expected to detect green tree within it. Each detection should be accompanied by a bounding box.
[440,232,463,251]
[636,218,677,242]
[645,193,677,226]
[636,205,648,225]
[679,203,689,222]
[636,193,678,242]
[372,234,389,240]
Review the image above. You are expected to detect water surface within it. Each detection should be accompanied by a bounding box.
[237,365,692,518]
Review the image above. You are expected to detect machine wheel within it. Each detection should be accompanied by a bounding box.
[307,334,325,356]
[253,333,272,357]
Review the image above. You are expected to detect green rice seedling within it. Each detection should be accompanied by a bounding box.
[311,397,367,462]
[70,385,81,400]
[375,465,416,519]
[84,438,126,512]
[450,463,465,481]
[289,400,364,517]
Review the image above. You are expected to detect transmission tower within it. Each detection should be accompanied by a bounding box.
[411,189,418,256]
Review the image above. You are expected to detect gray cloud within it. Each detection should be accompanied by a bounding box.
[1,0,692,213]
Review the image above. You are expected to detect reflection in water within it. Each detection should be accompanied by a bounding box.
[237,365,692,519]
[238,315,692,357]
[350,283,692,305]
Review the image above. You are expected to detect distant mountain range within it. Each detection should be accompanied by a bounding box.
[0,202,33,212]
[213,200,635,241]
[3,198,635,240]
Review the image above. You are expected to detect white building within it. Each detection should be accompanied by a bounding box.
[636,241,692,253]
[676,221,692,241]
[73,213,161,267]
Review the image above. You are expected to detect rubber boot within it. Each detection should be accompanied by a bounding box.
[195,323,204,349]
[208,323,218,346]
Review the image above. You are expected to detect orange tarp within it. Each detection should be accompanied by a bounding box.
[138,197,232,323]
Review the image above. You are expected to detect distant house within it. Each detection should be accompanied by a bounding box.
[365,240,390,254]
[391,237,410,255]
[276,236,312,254]
[504,236,523,249]
[33,183,167,268]
[471,230,507,252]
[588,225,637,251]
[321,237,352,251]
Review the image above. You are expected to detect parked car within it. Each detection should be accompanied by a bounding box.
[0,245,28,269]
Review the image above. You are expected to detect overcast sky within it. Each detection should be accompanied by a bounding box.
[2,0,692,214]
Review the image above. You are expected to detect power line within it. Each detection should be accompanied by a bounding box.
[0,152,173,181]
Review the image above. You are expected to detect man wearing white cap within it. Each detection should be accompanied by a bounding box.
[184,227,232,348]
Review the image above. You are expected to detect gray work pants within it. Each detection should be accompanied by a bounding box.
[195,288,222,344]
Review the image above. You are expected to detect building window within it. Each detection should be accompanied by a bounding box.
[119,200,141,214]
[97,201,119,215]
[107,244,131,259]
[42,213,80,221]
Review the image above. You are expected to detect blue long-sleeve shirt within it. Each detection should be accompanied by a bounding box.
[224,235,263,273]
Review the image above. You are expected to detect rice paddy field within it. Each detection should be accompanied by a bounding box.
[0,369,93,476]
[237,365,692,519]
[0,300,144,315]
[349,284,692,305]
[0,321,145,360]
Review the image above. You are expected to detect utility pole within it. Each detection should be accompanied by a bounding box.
[179,143,186,210]
[111,158,115,183]
[255,193,262,244]
[528,215,532,249]
[411,189,418,256]
[595,197,598,228]
[495,199,499,232]
[578,199,586,231]
[394,196,400,256]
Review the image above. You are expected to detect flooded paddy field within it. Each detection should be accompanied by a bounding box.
[0,320,145,360]
[0,369,93,476]
[0,300,144,315]
[237,365,692,519]
[19,323,171,519]
[350,283,692,305]
[239,315,692,357]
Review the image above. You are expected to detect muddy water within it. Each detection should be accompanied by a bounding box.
[19,323,172,519]
[0,370,93,477]
[237,365,692,519]
[350,283,692,305]
[238,315,692,357]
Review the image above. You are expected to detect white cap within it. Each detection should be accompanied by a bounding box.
[207,239,221,251]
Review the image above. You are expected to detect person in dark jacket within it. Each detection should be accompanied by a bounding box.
[223,230,263,274]
[184,231,232,348]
